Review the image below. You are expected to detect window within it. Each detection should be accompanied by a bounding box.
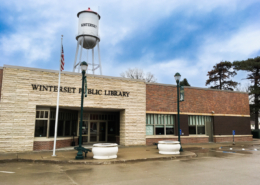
[89,114,117,121]
[35,120,47,137]
[35,110,49,137]
[146,114,175,135]
[48,111,78,137]
[189,116,212,135]
[49,120,55,137]
[36,110,49,119]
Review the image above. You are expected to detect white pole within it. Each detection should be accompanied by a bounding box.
[78,37,84,73]
[73,40,80,72]
[98,41,102,75]
[92,48,94,74]
[52,35,63,157]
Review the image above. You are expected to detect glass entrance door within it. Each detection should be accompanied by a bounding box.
[79,121,108,143]
[82,121,88,142]
[99,122,106,142]
[90,122,98,142]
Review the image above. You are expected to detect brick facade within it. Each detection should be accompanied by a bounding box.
[175,115,189,136]
[146,83,252,143]
[146,137,209,145]
[213,136,252,142]
[33,139,78,151]
[146,84,250,115]
[213,116,251,135]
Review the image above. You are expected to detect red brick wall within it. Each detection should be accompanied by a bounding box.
[146,135,252,145]
[33,139,78,151]
[146,137,209,145]
[146,84,250,115]
[0,69,3,101]
[213,116,251,135]
[214,136,252,142]
[175,115,189,136]
[180,137,209,144]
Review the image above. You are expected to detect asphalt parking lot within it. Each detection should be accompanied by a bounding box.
[1,143,260,185]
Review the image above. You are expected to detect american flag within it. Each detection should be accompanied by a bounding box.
[60,45,65,71]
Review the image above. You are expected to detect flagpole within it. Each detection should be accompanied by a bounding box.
[52,35,63,157]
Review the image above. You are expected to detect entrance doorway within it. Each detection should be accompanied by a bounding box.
[79,112,119,144]
[81,121,107,142]
[206,120,213,142]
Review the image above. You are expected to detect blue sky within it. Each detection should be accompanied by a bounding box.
[0,0,260,87]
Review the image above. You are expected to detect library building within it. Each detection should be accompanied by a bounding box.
[0,65,252,153]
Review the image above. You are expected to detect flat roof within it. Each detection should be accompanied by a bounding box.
[146,82,248,94]
[2,64,145,83]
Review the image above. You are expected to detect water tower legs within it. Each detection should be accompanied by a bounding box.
[73,40,80,72]
[92,48,94,74]
[73,36,102,74]
[79,38,84,67]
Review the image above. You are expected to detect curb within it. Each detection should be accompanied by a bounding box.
[0,152,196,165]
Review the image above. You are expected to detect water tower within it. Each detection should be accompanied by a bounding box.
[73,8,102,75]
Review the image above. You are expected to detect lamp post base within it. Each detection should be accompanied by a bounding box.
[75,156,84,159]
[75,150,84,160]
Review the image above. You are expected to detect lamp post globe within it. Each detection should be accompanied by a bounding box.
[175,72,183,152]
[80,61,88,72]
[174,72,181,82]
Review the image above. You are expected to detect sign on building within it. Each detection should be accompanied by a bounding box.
[180,86,184,101]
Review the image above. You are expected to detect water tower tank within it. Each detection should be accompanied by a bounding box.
[76,8,101,49]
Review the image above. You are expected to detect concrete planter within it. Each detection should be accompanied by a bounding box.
[92,143,118,159]
[158,140,180,155]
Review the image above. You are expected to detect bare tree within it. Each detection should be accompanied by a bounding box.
[234,83,250,92]
[120,68,157,83]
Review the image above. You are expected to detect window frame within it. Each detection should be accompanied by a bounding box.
[188,115,212,135]
[146,114,175,136]
[48,111,78,138]
[35,109,50,137]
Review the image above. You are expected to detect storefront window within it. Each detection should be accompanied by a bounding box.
[35,120,47,137]
[65,121,71,136]
[47,111,78,137]
[146,114,175,135]
[35,110,49,137]
[49,120,55,137]
[188,116,212,135]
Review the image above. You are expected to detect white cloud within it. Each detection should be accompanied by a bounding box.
[0,21,63,64]
[0,0,260,87]
[107,22,260,87]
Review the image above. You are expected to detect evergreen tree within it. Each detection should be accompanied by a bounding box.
[233,56,260,130]
[180,78,190,86]
[206,61,238,91]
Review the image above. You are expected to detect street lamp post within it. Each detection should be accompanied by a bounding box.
[174,72,183,152]
[75,61,88,159]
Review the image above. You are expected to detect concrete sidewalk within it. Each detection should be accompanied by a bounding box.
[0,140,259,165]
